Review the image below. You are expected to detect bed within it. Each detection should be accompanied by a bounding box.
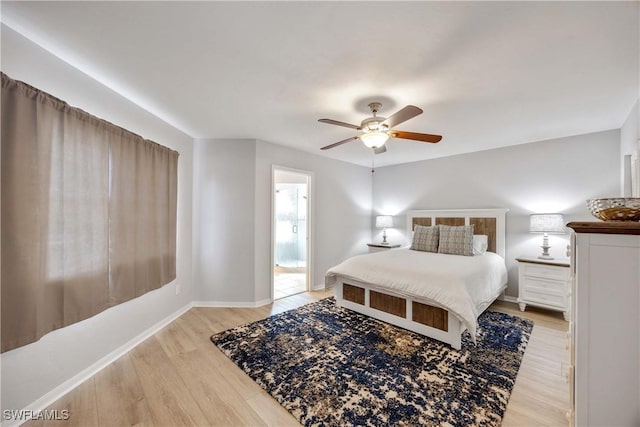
[326,209,508,349]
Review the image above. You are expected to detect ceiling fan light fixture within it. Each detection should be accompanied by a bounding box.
[360,131,389,149]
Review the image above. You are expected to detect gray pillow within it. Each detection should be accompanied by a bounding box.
[410,225,439,252]
[438,225,474,256]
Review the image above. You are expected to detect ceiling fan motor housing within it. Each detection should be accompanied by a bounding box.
[362,102,389,132]
[361,116,388,132]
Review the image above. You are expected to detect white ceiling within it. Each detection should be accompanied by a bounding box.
[1,1,638,167]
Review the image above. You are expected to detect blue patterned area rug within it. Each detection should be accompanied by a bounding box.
[211,297,533,426]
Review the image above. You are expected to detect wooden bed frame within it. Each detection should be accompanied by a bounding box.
[334,208,508,349]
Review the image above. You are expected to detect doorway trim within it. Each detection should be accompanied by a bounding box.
[271,165,314,301]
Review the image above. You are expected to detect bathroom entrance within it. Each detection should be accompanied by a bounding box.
[272,167,311,299]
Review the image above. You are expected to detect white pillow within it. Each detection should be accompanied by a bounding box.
[473,235,488,255]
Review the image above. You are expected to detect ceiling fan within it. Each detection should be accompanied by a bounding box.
[318,102,442,154]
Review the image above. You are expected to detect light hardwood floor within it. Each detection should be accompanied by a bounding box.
[25,290,569,426]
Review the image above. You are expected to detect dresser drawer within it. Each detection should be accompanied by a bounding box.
[521,277,567,295]
[522,288,566,308]
[522,264,570,281]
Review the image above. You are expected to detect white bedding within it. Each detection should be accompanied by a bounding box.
[325,249,508,338]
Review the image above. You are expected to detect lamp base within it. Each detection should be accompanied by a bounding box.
[380,228,389,245]
[538,233,554,260]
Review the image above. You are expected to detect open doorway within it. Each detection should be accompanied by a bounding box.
[272,167,311,300]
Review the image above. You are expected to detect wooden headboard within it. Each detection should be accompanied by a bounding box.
[406,209,508,258]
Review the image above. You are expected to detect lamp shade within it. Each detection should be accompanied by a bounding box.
[529,213,565,234]
[361,131,389,148]
[375,215,393,228]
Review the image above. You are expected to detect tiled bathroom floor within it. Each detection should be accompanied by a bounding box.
[274,266,307,299]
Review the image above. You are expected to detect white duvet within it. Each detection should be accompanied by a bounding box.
[325,249,508,338]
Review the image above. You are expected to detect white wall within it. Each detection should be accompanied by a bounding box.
[254,140,372,300]
[192,138,372,304]
[373,130,620,298]
[1,25,194,413]
[621,99,639,195]
[192,139,257,302]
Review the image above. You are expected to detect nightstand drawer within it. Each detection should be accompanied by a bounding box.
[521,277,567,295]
[522,264,570,281]
[522,289,566,308]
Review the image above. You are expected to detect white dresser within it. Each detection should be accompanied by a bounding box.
[567,222,640,427]
[516,256,570,320]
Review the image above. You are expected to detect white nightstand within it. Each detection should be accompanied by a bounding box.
[516,255,570,321]
[367,243,401,253]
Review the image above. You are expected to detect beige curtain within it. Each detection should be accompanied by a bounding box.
[109,134,177,302]
[1,73,178,353]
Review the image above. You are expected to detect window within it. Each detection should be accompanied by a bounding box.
[1,72,178,352]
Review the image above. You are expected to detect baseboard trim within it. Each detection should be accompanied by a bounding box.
[194,298,272,308]
[500,295,518,304]
[311,283,326,291]
[2,302,194,427]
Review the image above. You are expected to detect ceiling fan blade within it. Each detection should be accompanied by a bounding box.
[318,118,361,130]
[391,130,442,143]
[374,145,387,155]
[381,105,423,129]
[320,136,359,150]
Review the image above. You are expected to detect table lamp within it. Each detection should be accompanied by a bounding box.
[375,215,393,245]
[529,213,565,260]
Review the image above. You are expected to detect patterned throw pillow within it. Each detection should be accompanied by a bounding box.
[410,225,439,253]
[438,225,475,256]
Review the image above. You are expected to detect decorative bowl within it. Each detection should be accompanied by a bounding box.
[586,198,640,221]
